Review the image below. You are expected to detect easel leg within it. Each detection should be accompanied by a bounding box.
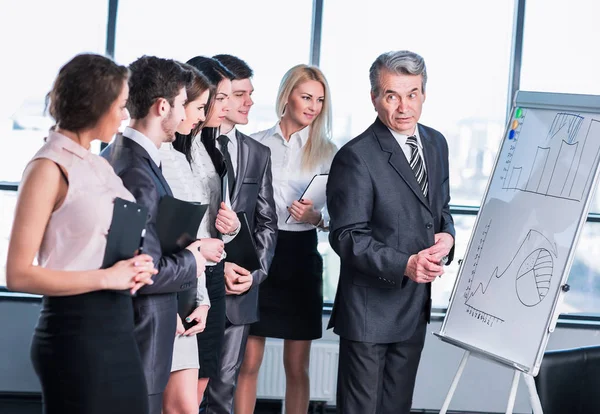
[523,373,544,414]
[505,370,520,414]
[440,351,470,414]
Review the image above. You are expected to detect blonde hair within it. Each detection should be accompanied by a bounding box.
[276,64,336,172]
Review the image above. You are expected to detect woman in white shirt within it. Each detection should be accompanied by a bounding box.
[235,64,337,414]
[161,65,239,413]
[173,56,243,404]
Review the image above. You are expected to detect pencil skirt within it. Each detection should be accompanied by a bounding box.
[250,229,323,340]
[31,291,148,414]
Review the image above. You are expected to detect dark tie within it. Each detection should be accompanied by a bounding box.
[217,134,236,197]
[406,135,428,197]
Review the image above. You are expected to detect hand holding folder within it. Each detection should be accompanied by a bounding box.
[102,197,149,295]
[155,195,208,329]
[286,174,328,224]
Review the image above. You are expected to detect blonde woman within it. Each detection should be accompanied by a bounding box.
[235,64,336,414]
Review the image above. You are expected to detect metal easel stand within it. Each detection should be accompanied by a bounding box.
[439,351,544,414]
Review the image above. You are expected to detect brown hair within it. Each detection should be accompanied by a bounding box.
[46,53,128,132]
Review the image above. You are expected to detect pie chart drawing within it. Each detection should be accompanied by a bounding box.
[515,248,554,307]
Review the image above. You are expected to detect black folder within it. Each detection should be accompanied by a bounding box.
[225,212,261,272]
[156,195,208,328]
[102,197,148,295]
[156,195,208,255]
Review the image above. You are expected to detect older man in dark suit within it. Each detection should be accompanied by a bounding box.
[327,50,455,414]
[201,54,277,414]
[101,56,206,414]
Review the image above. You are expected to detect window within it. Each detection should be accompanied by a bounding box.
[319,0,515,306]
[114,0,313,136]
[521,0,600,97]
[0,0,109,183]
[0,0,108,287]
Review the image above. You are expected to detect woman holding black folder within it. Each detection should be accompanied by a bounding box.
[166,57,241,410]
[235,64,336,414]
[6,54,157,414]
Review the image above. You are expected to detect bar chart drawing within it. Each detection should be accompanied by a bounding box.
[502,115,600,202]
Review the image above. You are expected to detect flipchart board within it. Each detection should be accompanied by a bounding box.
[438,91,600,376]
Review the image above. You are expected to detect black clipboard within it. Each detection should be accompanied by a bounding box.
[156,195,208,328]
[225,212,261,272]
[102,197,148,268]
[102,197,148,294]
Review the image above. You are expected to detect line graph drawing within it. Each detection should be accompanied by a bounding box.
[501,113,600,202]
[463,223,558,326]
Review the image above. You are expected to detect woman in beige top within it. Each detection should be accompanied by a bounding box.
[6,54,157,414]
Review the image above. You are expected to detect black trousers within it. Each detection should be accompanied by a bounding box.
[201,319,251,414]
[336,315,427,414]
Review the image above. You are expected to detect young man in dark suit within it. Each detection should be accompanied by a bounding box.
[200,54,278,414]
[327,50,455,414]
[101,56,207,414]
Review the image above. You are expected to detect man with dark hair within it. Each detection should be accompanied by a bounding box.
[201,54,277,414]
[101,55,206,414]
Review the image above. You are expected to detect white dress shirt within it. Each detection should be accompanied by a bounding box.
[251,123,334,232]
[189,137,237,245]
[123,126,161,167]
[388,126,427,172]
[159,143,210,308]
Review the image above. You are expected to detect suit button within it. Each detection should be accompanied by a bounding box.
[208,267,213,273]
[425,223,433,229]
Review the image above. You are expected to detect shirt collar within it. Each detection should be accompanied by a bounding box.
[224,126,238,150]
[46,130,89,159]
[274,122,310,147]
[124,126,161,167]
[388,125,423,149]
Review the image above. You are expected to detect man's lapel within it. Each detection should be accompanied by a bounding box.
[120,132,173,197]
[372,118,431,211]
[231,129,249,206]
[419,124,439,204]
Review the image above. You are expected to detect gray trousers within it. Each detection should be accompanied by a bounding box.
[201,320,251,414]
[336,315,427,414]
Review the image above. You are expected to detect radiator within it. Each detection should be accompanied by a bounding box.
[256,339,339,403]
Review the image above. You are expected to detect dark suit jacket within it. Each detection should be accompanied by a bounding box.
[327,118,455,344]
[225,129,278,325]
[101,133,197,394]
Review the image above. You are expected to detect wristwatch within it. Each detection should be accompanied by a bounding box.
[223,221,241,237]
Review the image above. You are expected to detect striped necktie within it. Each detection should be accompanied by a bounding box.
[406,135,428,197]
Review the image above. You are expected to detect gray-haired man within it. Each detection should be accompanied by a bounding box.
[326,50,455,414]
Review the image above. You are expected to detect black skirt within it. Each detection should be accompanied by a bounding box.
[31,291,148,414]
[196,261,226,378]
[250,229,323,340]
